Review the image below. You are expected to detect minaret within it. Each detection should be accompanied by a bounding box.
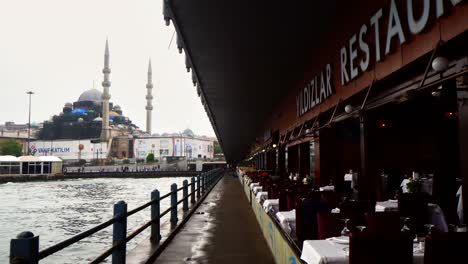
[145,59,154,135]
[101,39,111,141]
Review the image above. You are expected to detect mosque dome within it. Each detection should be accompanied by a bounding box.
[78,89,103,102]
[64,102,73,109]
[183,128,195,137]
[113,105,122,111]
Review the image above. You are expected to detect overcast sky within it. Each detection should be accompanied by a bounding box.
[0,0,216,137]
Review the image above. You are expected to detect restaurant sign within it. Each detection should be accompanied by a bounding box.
[297,0,464,117]
[296,64,334,117]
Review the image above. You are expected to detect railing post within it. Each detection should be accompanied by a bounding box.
[196,175,201,198]
[10,231,39,264]
[201,173,206,194]
[170,183,178,224]
[150,189,161,243]
[183,180,189,211]
[112,201,127,264]
[190,177,196,203]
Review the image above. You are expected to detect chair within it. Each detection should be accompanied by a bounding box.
[320,191,339,209]
[268,183,279,199]
[278,189,288,211]
[365,212,401,235]
[340,199,375,226]
[349,231,413,264]
[398,193,429,235]
[286,190,299,211]
[424,232,468,264]
[317,212,342,239]
[295,199,330,242]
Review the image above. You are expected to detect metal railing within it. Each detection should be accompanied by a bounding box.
[9,168,224,264]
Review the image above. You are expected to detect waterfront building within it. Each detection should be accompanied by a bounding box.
[0,155,62,175]
[132,129,215,160]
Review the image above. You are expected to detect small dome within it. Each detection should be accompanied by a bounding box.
[64,102,73,108]
[183,128,194,137]
[113,105,122,111]
[78,89,103,102]
[71,108,88,116]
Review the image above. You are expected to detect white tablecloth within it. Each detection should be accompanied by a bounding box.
[263,199,279,213]
[301,240,348,264]
[276,209,296,235]
[250,182,260,189]
[375,200,398,212]
[252,186,263,194]
[301,239,424,264]
[256,191,268,202]
[320,186,335,192]
[375,201,448,232]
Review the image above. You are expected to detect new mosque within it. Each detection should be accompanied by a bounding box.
[29,41,214,162]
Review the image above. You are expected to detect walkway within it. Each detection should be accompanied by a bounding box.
[154,174,274,264]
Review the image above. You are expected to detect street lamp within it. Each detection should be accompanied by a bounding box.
[26,91,34,155]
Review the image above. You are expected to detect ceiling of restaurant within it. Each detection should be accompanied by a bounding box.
[167,0,340,163]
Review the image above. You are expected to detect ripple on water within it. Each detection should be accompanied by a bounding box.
[0,177,190,263]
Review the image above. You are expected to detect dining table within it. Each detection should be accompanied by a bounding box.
[256,191,268,202]
[300,237,424,264]
[276,209,296,235]
[263,198,279,213]
[375,200,448,232]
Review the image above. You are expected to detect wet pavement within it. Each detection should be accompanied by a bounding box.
[154,174,275,264]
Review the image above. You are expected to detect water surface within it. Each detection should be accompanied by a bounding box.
[0,177,190,263]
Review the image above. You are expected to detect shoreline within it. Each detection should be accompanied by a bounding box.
[0,171,200,183]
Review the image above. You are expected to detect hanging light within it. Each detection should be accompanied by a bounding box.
[272,144,277,148]
[432,56,449,72]
[192,71,198,86]
[344,104,354,114]
[163,0,171,26]
[185,55,191,72]
[176,34,183,54]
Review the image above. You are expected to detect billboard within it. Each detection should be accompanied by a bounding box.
[133,138,174,160]
[30,140,108,161]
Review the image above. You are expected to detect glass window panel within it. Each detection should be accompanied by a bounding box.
[310,141,316,181]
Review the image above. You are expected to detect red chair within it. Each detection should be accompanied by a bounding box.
[317,212,342,239]
[349,231,413,264]
[286,190,299,211]
[398,193,429,235]
[424,232,468,264]
[340,199,375,226]
[278,189,288,211]
[295,198,330,242]
[268,183,279,199]
[364,212,401,235]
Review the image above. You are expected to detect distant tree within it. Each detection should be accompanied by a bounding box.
[146,153,155,163]
[0,139,22,156]
[214,141,223,155]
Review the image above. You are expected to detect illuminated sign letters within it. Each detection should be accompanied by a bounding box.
[341,0,463,86]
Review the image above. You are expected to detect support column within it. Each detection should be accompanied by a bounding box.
[359,112,374,201]
[278,146,285,176]
[458,87,468,224]
[299,142,310,178]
